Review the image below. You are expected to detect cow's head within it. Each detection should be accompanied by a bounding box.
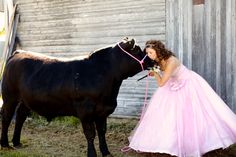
[116,37,154,73]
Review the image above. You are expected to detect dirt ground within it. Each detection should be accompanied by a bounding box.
[0,116,236,157]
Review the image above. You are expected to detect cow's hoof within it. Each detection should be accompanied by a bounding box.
[1,146,15,150]
[13,143,24,149]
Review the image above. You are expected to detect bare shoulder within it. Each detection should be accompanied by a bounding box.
[167,56,181,68]
[162,56,180,76]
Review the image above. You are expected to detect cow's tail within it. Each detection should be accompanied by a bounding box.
[13,36,21,52]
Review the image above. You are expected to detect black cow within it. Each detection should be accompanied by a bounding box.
[0,37,153,157]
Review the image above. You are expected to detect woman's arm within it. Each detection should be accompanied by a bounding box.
[153,57,179,87]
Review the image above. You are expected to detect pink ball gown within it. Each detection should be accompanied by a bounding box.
[127,64,236,157]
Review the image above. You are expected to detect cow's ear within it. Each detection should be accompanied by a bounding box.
[130,38,135,49]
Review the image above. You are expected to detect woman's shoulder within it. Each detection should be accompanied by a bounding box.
[167,56,181,67]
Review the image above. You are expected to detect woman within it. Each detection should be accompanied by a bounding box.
[125,40,236,157]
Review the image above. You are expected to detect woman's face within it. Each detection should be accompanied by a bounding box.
[146,47,158,61]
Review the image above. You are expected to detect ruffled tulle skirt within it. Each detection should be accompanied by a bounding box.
[128,65,236,157]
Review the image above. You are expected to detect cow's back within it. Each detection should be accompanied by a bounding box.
[1,49,116,119]
[1,51,78,117]
[2,51,52,93]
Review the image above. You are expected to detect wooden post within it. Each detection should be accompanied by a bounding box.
[7,13,19,58]
[2,4,17,58]
[0,4,17,78]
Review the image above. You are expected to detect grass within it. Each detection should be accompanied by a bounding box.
[0,116,236,157]
[0,151,48,157]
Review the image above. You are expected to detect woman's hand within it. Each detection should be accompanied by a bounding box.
[148,70,155,76]
[148,66,160,76]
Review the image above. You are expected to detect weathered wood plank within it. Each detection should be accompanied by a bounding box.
[192,4,205,75]
[225,0,232,107]
[230,0,236,110]
[18,28,165,43]
[19,6,165,22]
[166,0,175,52]
[219,0,227,102]
[205,0,216,89]
[17,21,165,34]
[216,0,221,94]
[183,0,192,68]
[178,0,183,62]
[17,0,165,11]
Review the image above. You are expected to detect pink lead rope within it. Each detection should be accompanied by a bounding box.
[120,75,149,153]
[118,43,150,153]
[140,73,149,120]
[117,42,149,119]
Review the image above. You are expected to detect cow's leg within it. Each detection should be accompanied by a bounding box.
[95,118,112,157]
[82,121,97,157]
[12,103,30,148]
[1,100,18,149]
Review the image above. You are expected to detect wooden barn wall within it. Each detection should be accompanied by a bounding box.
[166,0,236,111]
[14,0,165,117]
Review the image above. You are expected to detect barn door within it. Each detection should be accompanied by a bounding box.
[166,0,236,111]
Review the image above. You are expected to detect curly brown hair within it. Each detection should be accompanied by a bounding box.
[144,40,175,63]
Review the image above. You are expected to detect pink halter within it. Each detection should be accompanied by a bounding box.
[117,43,147,71]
